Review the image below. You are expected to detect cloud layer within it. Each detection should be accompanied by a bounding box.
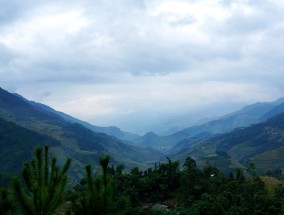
[1,0,284,133]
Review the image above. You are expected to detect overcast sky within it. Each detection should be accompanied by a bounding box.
[1,0,284,134]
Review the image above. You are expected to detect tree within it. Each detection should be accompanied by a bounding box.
[179,158,202,206]
[247,163,256,177]
[100,155,110,188]
[158,158,180,197]
[190,193,224,215]
[183,157,196,171]
[115,164,124,175]
[0,187,12,215]
[236,169,245,182]
[75,155,128,215]
[10,145,71,215]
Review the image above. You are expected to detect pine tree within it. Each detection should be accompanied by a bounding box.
[10,145,71,215]
[0,187,12,215]
[75,155,128,215]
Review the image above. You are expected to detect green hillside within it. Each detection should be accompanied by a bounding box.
[0,87,162,181]
[175,112,284,174]
[0,117,60,186]
[252,146,284,172]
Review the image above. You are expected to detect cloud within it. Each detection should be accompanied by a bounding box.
[1,0,284,133]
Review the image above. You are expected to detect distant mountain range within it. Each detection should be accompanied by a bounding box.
[0,87,162,182]
[170,111,284,174]
[177,97,284,136]
[134,98,284,153]
[2,85,284,180]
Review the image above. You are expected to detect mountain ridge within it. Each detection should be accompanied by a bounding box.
[134,98,284,153]
[2,86,284,176]
[0,87,163,181]
[12,92,140,141]
[172,111,284,174]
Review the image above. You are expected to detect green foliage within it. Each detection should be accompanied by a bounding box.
[73,155,128,215]
[0,187,12,215]
[190,193,225,215]
[112,156,284,214]
[183,157,196,171]
[10,145,71,215]
[0,117,60,187]
[2,149,284,214]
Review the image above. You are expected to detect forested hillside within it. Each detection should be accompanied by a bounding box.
[0,118,60,186]
[174,112,284,175]
[1,147,283,214]
[0,87,162,181]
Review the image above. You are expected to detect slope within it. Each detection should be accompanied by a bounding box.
[175,112,284,173]
[0,87,162,180]
[176,98,284,137]
[14,94,140,141]
[0,117,60,186]
[134,99,284,153]
[53,112,139,141]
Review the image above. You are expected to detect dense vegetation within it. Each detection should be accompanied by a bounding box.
[1,146,284,215]
[173,112,284,176]
[0,118,60,187]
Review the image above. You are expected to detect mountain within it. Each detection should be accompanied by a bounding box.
[132,131,190,153]
[175,98,284,138]
[0,87,162,181]
[0,117,60,186]
[174,112,284,174]
[137,98,284,154]
[13,93,140,141]
[170,132,215,155]
[3,86,284,177]
[30,101,140,141]
[0,88,60,122]
[261,102,284,121]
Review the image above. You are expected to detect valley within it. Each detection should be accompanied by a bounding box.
[1,86,284,214]
[1,86,284,182]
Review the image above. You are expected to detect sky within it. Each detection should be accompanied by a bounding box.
[1,0,284,134]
